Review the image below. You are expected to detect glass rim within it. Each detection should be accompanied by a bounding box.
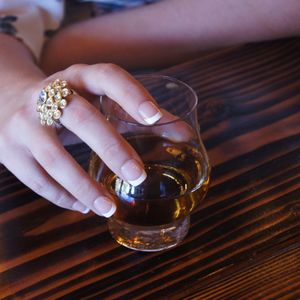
[101,74,198,127]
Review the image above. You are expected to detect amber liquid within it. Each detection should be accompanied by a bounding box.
[101,135,209,226]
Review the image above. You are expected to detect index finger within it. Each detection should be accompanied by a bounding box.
[53,63,163,125]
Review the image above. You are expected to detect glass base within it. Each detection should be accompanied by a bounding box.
[108,216,190,252]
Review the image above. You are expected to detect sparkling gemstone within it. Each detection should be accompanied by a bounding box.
[36,104,42,112]
[62,88,70,97]
[45,85,52,92]
[52,104,58,111]
[41,119,46,126]
[46,98,53,106]
[59,99,67,108]
[61,80,67,87]
[53,110,61,119]
[39,90,47,103]
[55,92,62,100]
[53,79,61,86]
[49,89,55,97]
[46,118,54,126]
[47,111,53,118]
[40,113,47,120]
[42,105,48,112]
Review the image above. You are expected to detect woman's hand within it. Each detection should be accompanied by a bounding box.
[0,63,162,217]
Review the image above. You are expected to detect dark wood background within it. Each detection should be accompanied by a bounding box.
[1,38,300,299]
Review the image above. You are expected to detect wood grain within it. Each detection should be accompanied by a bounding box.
[1,38,300,299]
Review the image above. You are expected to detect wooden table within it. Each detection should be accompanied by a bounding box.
[1,38,300,300]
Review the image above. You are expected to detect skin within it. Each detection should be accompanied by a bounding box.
[1,0,300,216]
[42,0,300,73]
[0,34,161,217]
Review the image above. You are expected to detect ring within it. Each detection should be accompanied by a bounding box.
[36,79,73,126]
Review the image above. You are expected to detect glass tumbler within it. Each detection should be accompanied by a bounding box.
[89,75,210,251]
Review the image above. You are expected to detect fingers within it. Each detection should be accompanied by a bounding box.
[1,148,90,214]
[27,130,116,217]
[60,93,146,186]
[154,109,195,142]
[54,64,162,125]
[52,64,192,144]
[21,63,192,219]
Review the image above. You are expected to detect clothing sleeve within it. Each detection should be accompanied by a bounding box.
[0,0,64,59]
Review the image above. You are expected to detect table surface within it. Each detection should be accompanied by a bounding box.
[1,38,300,300]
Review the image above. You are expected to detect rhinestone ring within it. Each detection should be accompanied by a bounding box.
[36,79,73,126]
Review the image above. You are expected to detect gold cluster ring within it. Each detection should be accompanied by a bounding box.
[37,79,73,126]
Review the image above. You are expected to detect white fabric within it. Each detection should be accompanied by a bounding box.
[0,0,64,59]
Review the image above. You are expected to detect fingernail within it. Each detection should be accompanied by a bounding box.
[94,197,116,217]
[138,101,162,124]
[72,201,90,214]
[121,159,147,186]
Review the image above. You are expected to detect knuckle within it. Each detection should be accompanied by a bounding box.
[121,85,136,101]
[54,192,70,209]
[72,179,95,201]
[37,146,62,169]
[66,64,87,74]
[100,139,124,160]
[69,104,96,126]
[62,64,88,83]
[31,176,47,196]
[99,63,121,77]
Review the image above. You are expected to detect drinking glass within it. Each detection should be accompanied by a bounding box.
[89,75,210,251]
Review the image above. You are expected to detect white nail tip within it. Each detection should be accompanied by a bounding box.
[128,170,147,186]
[144,111,162,125]
[102,204,117,218]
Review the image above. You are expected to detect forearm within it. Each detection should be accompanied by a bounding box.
[42,0,300,73]
[0,34,44,88]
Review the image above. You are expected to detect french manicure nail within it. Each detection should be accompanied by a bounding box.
[72,201,90,214]
[138,101,162,124]
[121,159,147,186]
[94,197,116,217]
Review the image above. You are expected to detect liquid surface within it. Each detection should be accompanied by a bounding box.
[101,135,209,226]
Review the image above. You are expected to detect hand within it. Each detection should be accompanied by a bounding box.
[0,64,162,217]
